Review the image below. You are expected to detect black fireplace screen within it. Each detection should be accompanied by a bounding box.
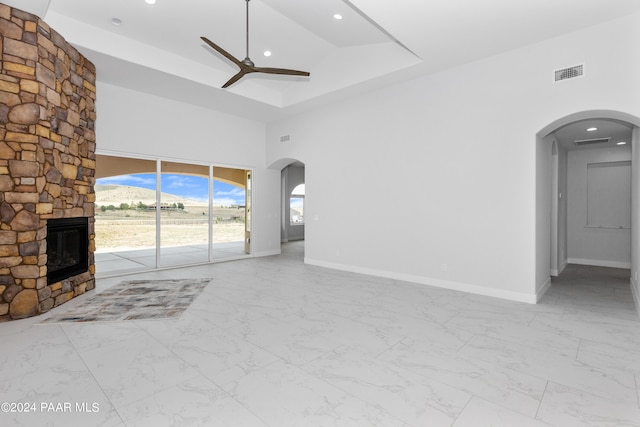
[46,217,89,283]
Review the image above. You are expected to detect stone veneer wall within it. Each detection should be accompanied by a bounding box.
[0,4,96,320]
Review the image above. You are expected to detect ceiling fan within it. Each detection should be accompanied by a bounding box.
[201,0,310,88]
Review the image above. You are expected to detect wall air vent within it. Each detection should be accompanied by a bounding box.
[554,64,584,82]
[574,137,611,146]
[280,134,291,143]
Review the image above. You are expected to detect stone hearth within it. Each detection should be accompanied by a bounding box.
[0,5,96,320]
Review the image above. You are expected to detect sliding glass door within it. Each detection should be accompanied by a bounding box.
[94,154,252,275]
[211,166,249,259]
[159,161,210,267]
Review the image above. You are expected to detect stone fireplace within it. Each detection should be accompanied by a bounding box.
[0,5,97,320]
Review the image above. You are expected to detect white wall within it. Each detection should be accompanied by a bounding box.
[536,135,552,295]
[550,141,559,276]
[266,13,640,303]
[566,146,632,268]
[558,143,569,273]
[95,83,281,257]
[631,128,640,312]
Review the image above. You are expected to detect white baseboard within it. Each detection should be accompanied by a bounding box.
[631,277,640,319]
[304,258,538,304]
[536,277,552,302]
[558,260,568,275]
[567,258,631,269]
[254,249,281,258]
[550,259,569,277]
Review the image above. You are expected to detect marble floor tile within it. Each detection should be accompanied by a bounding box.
[363,292,460,325]
[283,313,406,356]
[537,290,561,305]
[78,334,201,407]
[225,315,340,366]
[223,361,405,427]
[458,334,638,405]
[0,363,122,427]
[303,346,471,426]
[577,339,640,376]
[530,310,640,351]
[179,292,268,329]
[445,312,580,358]
[137,313,280,386]
[536,381,640,426]
[557,296,639,321]
[452,397,552,427]
[0,316,38,338]
[60,321,151,353]
[355,309,474,353]
[379,338,547,417]
[0,325,78,382]
[118,376,268,427]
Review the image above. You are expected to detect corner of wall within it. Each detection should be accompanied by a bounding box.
[253,249,281,258]
[536,276,552,303]
[631,277,640,319]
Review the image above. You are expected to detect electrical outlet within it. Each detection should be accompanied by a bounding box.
[441,264,447,272]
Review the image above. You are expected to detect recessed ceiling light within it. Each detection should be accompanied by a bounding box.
[333,14,343,20]
[145,0,156,4]
[617,141,627,145]
[263,51,272,57]
[586,127,597,132]
[110,17,122,26]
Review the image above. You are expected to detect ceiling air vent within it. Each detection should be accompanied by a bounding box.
[554,64,584,82]
[574,137,610,146]
[280,134,291,143]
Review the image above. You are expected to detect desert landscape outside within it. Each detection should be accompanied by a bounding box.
[95,184,246,252]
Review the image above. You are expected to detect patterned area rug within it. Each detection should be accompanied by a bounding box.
[42,278,211,323]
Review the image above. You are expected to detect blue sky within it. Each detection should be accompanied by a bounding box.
[96,173,245,205]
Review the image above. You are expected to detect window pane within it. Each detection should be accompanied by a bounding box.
[290,197,304,224]
[160,161,210,267]
[94,155,157,273]
[212,167,249,259]
[291,184,305,196]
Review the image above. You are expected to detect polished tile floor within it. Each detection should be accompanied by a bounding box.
[2,242,639,426]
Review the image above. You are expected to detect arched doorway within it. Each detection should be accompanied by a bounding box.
[281,162,305,244]
[268,158,306,260]
[536,110,640,313]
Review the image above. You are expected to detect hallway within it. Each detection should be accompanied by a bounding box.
[545,263,636,320]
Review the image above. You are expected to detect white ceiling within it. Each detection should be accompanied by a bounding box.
[554,119,633,152]
[7,0,640,122]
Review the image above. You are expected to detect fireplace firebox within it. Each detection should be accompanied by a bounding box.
[46,217,89,284]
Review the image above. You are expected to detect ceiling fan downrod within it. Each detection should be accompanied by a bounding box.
[242,0,254,67]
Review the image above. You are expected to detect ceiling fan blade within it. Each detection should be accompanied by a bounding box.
[253,67,310,77]
[201,36,242,67]
[222,68,253,88]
